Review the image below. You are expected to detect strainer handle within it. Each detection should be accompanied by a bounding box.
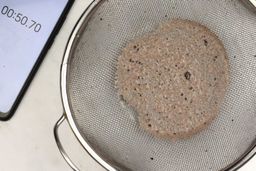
[54,115,80,171]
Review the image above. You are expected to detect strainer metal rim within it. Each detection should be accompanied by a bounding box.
[60,0,256,170]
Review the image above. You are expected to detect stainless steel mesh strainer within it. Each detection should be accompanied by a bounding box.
[54,0,256,170]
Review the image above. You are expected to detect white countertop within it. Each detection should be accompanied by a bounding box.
[0,1,255,171]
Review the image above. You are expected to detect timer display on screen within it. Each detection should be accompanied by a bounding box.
[0,0,69,113]
[1,5,42,32]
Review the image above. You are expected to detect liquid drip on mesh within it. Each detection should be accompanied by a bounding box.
[116,19,230,139]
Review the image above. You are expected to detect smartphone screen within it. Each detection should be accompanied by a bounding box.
[0,0,73,118]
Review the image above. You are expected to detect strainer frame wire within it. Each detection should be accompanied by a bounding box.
[60,0,256,170]
[60,0,117,170]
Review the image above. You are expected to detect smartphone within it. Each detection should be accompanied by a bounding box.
[0,0,74,120]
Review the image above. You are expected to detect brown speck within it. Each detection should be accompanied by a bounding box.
[175,64,178,67]
[213,56,218,62]
[119,95,124,101]
[189,87,193,90]
[214,77,217,81]
[127,69,130,72]
[135,60,142,64]
[181,93,184,96]
[184,71,191,80]
[165,14,168,18]
[148,124,152,127]
[185,97,188,101]
[150,157,154,160]
[204,39,208,46]
[173,132,177,135]
[133,45,137,49]
[100,18,103,21]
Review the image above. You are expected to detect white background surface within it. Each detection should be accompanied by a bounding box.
[0,0,255,170]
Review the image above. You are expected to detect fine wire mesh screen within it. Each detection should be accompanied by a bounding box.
[67,0,256,170]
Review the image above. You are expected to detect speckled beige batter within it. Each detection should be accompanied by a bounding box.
[116,19,230,139]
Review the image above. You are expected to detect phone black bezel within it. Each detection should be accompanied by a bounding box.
[0,0,75,121]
